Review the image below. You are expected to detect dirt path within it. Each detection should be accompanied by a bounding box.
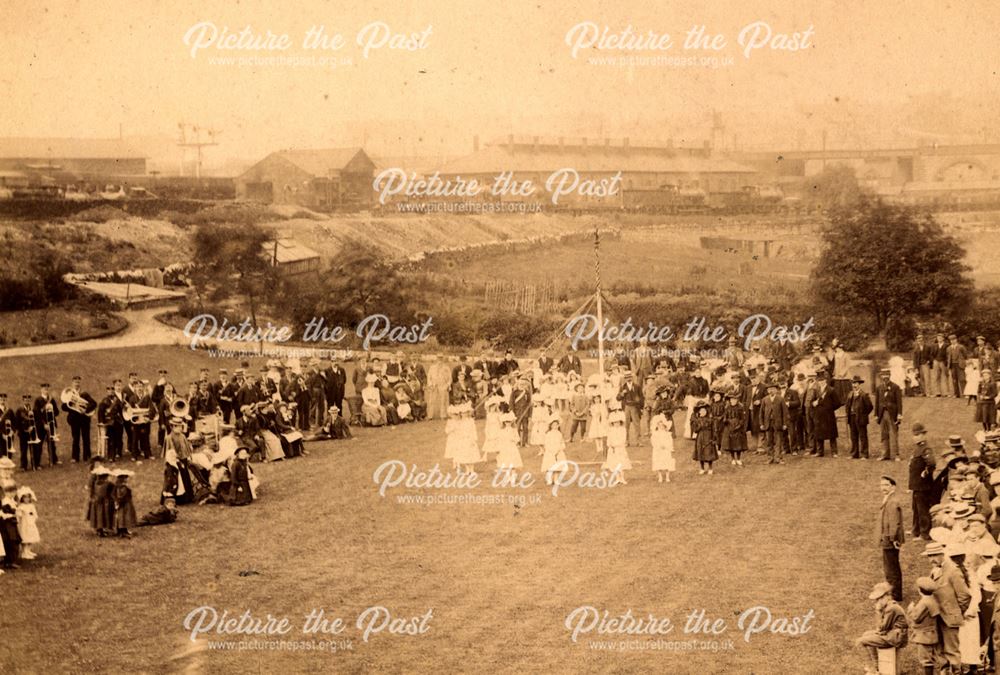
[0,306,186,358]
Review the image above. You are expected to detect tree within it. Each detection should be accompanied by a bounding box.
[811,195,973,332]
[805,164,865,210]
[190,224,278,331]
[294,244,413,330]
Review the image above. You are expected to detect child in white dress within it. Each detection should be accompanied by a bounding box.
[603,410,631,486]
[965,359,981,404]
[495,412,523,476]
[588,394,608,459]
[16,486,39,560]
[552,372,569,412]
[444,404,461,468]
[650,414,676,484]
[529,400,548,450]
[541,418,568,486]
[454,402,481,473]
[480,396,504,460]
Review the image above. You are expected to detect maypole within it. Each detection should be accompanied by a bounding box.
[594,225,605,379]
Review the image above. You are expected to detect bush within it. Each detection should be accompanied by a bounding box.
[68,205,131,223]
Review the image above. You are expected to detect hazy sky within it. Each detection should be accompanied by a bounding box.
[2,0,998,159]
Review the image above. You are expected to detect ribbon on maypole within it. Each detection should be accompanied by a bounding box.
[594,225,605,381]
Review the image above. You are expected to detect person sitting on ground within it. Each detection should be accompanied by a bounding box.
[310,406,353,441]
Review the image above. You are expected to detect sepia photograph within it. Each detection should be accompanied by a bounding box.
[1,1,1000,672]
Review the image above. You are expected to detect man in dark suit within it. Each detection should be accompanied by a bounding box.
[324,360,347,419]
[908,423,934,540]
[780,376,802,455]
[509,378,531,446]
[946,334,967,398]
[33,383,60,467]
[472,354,496,381]
[452,356,473,383]
[536,349,554,376]
[936,543,972,673]
[0,393,16,461]
[878,475,904,601]
[811,372,840,457]
[845,375,874,458]
[617,373,644,447]
[558,351,582,376]
[912,335,932,397]
[760,381,788,464]
[497,350,519,377]
[874,369,903,461]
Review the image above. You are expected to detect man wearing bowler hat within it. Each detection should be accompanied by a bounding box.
[875,368,903,461]
[845,375,873,459]
[908,423,934,540]
[879,475,905,601]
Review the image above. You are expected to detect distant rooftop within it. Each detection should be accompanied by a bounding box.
[0,137,147,159]
[263,238,320,264]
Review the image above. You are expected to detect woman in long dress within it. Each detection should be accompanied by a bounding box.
[453,402,481,473]
[361,376,388,427]
[540,417,567,485]
[587,394,608,459]
[495,413,523,476]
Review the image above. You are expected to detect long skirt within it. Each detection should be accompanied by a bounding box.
[260,430,286,462]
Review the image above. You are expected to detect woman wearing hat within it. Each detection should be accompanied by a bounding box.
[361,374,387,427]
[691,401,718,475]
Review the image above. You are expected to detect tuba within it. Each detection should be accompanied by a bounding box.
[61,387,90,415]
[1,418,13,457]
[125,403,150,425]
[170,397,190,419]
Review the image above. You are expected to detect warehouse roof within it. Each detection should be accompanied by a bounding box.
[269,148,374,176]
[0,137,146,159]
[439,145,756,175]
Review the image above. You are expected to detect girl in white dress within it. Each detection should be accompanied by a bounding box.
[603,410,631,486]
[650,414,675,484]
[495,413,523,476]
[528,399,549,450]
[552,372,569,412]
[541,418,568,486]
[587,394,608,458]
[15,486,39,559]
[444,404,461,468]
[480,395,504,461]
[454,402,481,473]
[965,359,981,404]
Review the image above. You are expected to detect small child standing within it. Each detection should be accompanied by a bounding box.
[722,393,748,467]
[454,402,481,474]
[691,402,718,475]
[496,412,523,478]
[587,394,608,459]
[541,417,568,486]
[90,466,114,536]
[111,469,137,538]
[567,384,590,442]
[650,414,675,484]
[444,404,461,469]
[529,399,549,451]
[965,358,981,405]
[15,486,39,560]
[480,396,505,461]
[0,481,21,570]
[905,577,941,675]
[603,411,631,486]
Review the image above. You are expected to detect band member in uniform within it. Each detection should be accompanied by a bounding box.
[103,381,126,461]
[215,369,237,424]
[128,380,154,460]
[122,373,139,454]
[34,383,60,466]
[156,382,177,452]
[15,394,42,470]
[0,393,15,461]
[237,374,261,410]
[62,375,97,462]
[151,369,169,408]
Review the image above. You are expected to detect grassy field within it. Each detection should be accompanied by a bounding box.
[0,344,984,673]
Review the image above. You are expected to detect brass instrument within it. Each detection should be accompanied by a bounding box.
[97,423,108,458]
[1,418,13,458]
[60,387,91,415]
[45,400,59,442]
[170,398,190,419]
[124,403,151,425]
[26,410,40,445]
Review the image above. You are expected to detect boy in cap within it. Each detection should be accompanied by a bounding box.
[855,581,908,674]
[909,423,934,540]
[906,577,941,675]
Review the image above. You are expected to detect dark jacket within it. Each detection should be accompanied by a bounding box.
[908,445,934,492]
[874,381,903,423]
